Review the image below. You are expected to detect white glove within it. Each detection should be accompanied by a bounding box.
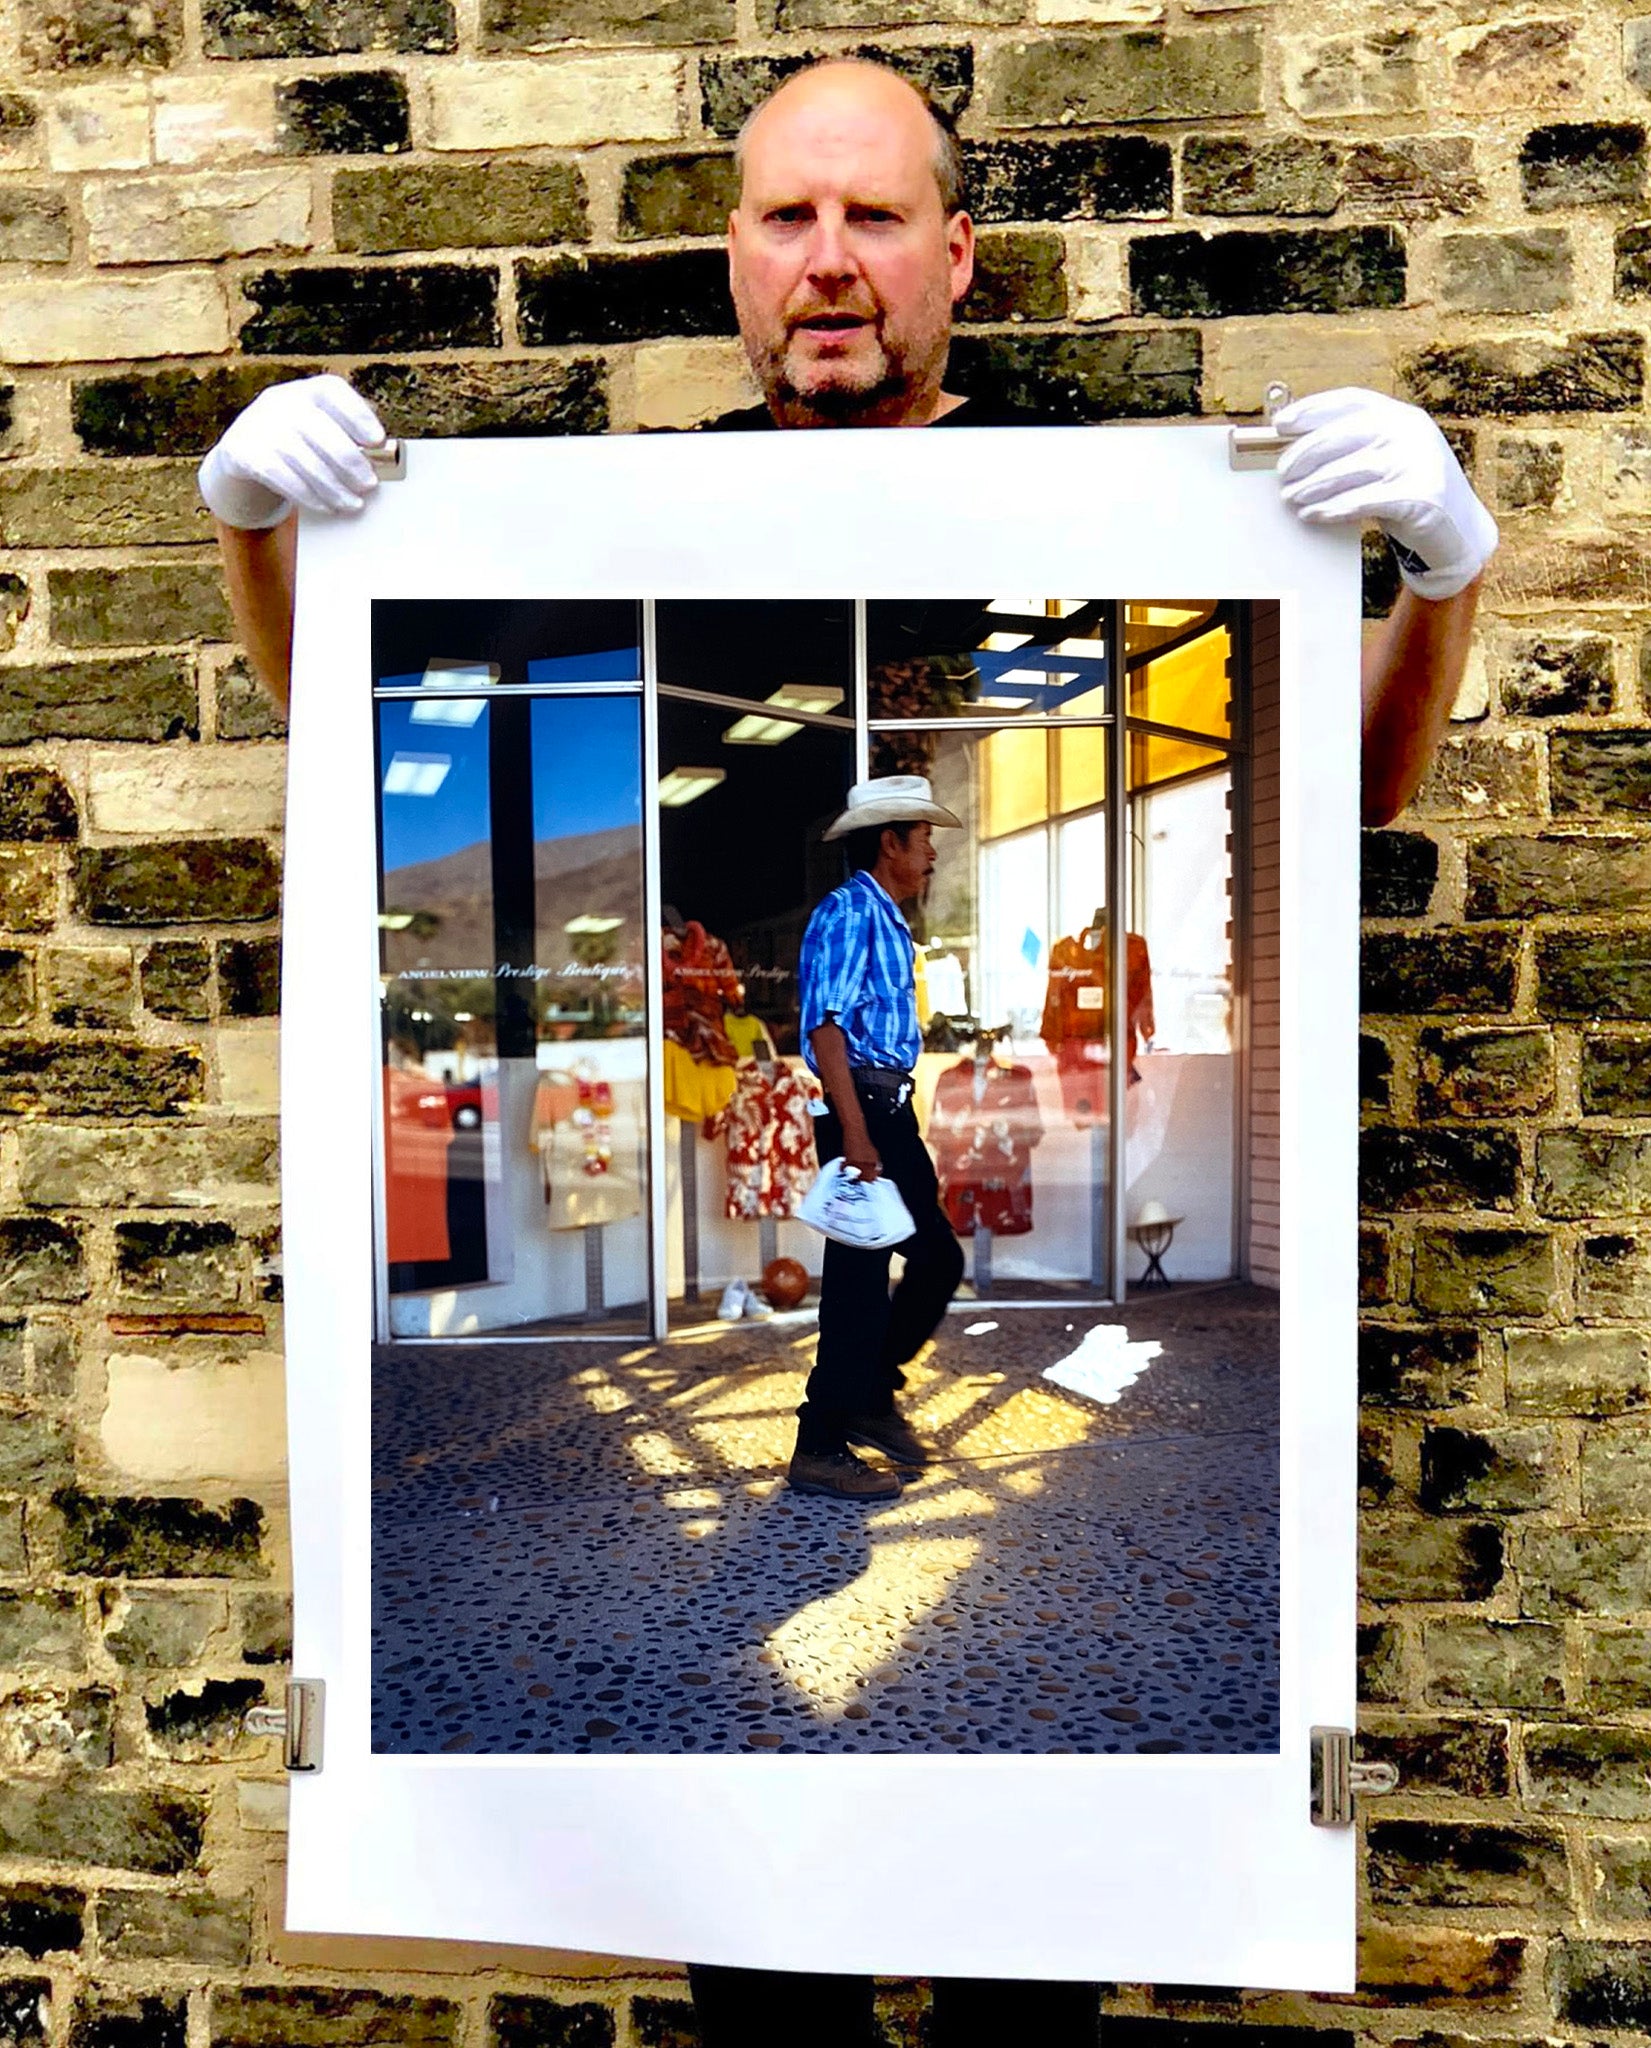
[1274,388,1498,602]
[197,373,387,529]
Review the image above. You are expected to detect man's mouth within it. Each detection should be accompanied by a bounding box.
[794,312,872,334]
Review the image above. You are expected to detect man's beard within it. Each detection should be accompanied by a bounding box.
[762,323,914,424]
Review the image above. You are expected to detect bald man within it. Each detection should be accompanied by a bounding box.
[198,52,1496,2048]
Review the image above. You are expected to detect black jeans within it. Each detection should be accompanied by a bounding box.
[687,1966,1100,2046]
[797,1080,964,1454]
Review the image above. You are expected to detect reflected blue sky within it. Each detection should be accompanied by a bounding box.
[379,697,641,874]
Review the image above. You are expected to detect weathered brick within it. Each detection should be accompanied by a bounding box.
[1468,835,1651,920]
[1584,1628,1651,1707]
[1367,1820,1568,1910]
[1580,1425,1651,1519]
[1359,1418,1397,1508]
[1495,433,1564,511]
[964,136,1171,222]
[1538,1131,1651,1219]
[0,95,38,157]
[85,170,311,265]
[102,1589,222,1669]
[72,365,309,459]
[1423,1619,1565,1709]
[0,1784,204,1873]
[1498,633,1613,717]
[1,276,230,367]
[964,230,1065,322]
[146,1677,264,1762]
[1581,1230,1651,1315]
[1358,1620,1404,1703]
[949,329,1198,420]
[211,1990,461,2048]
[1356,1715,1510,1796]
[1361,931,1518,1015]
[0,1980,47,2046]
[1604,422,1651,514]
[1420,1423,1558,1514]
[1583,1032,1651,1115]
[48,567,233,649]
[626,2002,693,2048]
[0,955,33,1029]
[0,466,212,548]
[1403,333,1643,417]
[0,1043,201,1117]
[618,151,736,240]
[1361,1518,1503,1601]
[334,161,586,253]
[1282,30,1420,118]
[1361,829,1436,916]
[1526,1726,1651,1817]
[1490,536,1651,612]
[1551,732,1651,818]
[1180,137,1337,217]
[1591,1835,1651,1922]
[1418,1028,1553,1119]
[1342,138,1482,221]
[237,1591,290,1666]
[1131,226,1403,319]
[483,0,730,48]
[54,1491,264,1579]
[23,0,181,69]
[0,852,57,936]
[1617,224,1651,303]
[0,1592,82,1669]
[115,1221,239,1302]
[985,31,1260,126]
[97,1890,250,1966]
[203,0,456,59]
[240,262,496,353]
[1540,931,1651,1019]
[215,940,280,1020]
[32,1326,75,1401]
[1360,1324,1481,1409]
[2,1686,115,1771]
[67,1996,189,2048]
[701,46,972,136]
[0,772,76,845]
[1360,1130,1519,1214]
[352,359,608,439]
[140,943,211,1022]
[0,1222,85,1305]
[1520,1529,1651,1617]
[1508,1325,1650,1418]
[1437,229,1570,314]
[518,250,730,345]
[488,1997,614,2048]
[1521,124,1645,211]
[0,1415,71,1496]
[0,659,196,748]
[45,949,133,1032]
[0,1887,83,1959]
[1360,1034,1391,1112]
[1413,1229,1557,1318]
[18,1123,276,1208]
[0,575,27,653]
[213,660,287,742]
[429,54,684,150]
[76,841,280,927]
[1550,1940,1651,2029]
[0,189,70,263]
[275,71,410,155]
[1357,1927,1525,2005]
[1451,18,1581,113]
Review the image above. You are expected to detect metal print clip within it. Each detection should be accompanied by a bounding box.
[1228,381,1293,471]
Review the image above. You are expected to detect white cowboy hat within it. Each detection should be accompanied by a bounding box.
[823,774,962,841]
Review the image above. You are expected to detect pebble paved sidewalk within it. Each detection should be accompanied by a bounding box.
[372,1286,1279,1755]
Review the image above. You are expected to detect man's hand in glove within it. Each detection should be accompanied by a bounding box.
[1274,388,1498,602]
[197,373,388,531]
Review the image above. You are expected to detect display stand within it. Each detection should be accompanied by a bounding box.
[1090,1122,1108,1289]
[583,1223,605,1322]
[974,1224,993,1296]
[679,1120,699,1303]
[758,1216,778,1270]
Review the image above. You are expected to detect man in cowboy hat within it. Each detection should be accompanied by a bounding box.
[790,773,965,1499]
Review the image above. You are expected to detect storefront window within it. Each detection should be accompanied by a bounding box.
[866,599,1112,726]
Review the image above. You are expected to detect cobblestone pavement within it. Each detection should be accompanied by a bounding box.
[372,1287,1279,1755]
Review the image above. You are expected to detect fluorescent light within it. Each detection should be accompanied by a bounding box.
[383,752,450,796]
[766,683,843,714]
[378,911,416,930]
[723,713,803,745]
[565,915,624,935]
[422,659,499,687]
[410,698,486,727]
[658,767,726,808]
[983,632,1033,652]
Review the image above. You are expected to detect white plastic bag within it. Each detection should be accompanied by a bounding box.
[796,1156,916,1250]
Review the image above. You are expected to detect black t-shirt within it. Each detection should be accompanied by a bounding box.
[698,396,1073,431]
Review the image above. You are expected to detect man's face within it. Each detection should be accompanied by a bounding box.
[727,66,974,427]
[883,821,936,902]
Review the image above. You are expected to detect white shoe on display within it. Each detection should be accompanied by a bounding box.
[716,1278,745,1322]
[740,1280,773,1320]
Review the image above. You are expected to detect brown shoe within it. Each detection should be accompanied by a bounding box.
[845,1409,931,1468]
[788,1446,902,1500]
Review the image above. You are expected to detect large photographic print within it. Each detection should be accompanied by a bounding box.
[369,595,1281,1757]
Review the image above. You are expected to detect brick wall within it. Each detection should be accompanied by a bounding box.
[3,0,1651,2040]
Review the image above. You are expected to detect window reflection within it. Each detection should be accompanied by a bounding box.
[866,600,1112,725]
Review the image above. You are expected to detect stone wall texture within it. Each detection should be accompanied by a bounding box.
[3,0,1651,2037]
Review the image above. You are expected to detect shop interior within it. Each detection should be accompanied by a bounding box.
[371,598,1269,1342]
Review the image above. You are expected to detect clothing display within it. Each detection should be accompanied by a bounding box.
[529,1066,642,1230]
[722,1009,774,1062]
[1041,927,1155,1057]
[714,1057,821,1221]
[928,1053,1043,1237]
[383,1064,454,1264]
[663,1038,738,1124]
[662,920,741,1121]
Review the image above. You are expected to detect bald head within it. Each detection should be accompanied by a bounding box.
[726,58,975,427]
[736,60,966,217]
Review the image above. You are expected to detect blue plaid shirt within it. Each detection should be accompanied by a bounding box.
[798,870,920,1077]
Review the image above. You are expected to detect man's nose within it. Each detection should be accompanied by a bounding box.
[804,212,858,280]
